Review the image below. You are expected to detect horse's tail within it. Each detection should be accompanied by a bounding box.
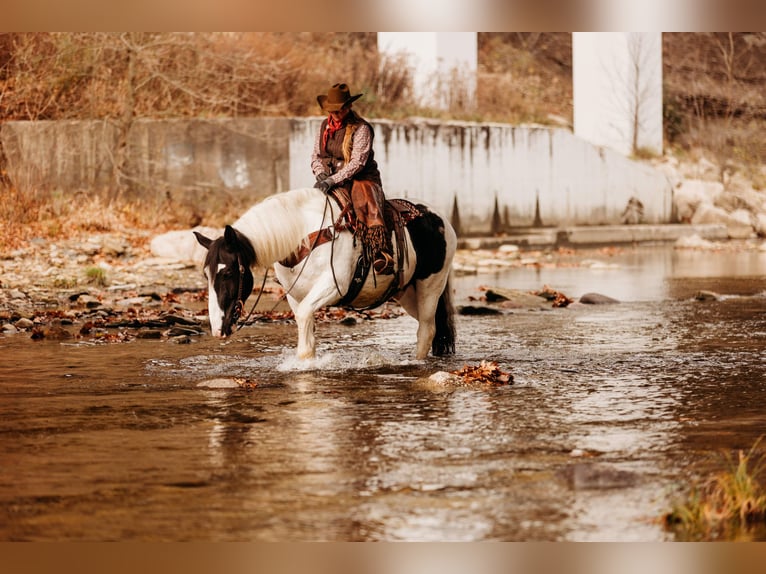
[432,275,456,356]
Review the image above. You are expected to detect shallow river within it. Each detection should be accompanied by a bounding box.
[1,246,765,541]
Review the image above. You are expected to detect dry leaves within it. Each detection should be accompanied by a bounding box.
[533,284,574,307]
[450,360,513,385]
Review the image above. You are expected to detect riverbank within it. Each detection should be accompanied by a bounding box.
[2,223,765,341]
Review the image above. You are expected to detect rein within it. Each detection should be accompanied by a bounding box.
[234,256,270,332]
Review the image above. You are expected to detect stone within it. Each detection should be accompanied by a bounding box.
[197,378,240,389]
[579,292,620,305]
[150,226,221,263]
[14,317,34,329]
[694,290,720,301]
[484,287,552,309]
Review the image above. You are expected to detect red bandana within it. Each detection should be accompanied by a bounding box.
[322,115,345,151]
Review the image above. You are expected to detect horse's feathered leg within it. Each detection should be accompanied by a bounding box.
[285,293,316,360]
[288,279,343,360]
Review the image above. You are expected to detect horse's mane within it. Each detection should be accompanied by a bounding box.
[232,187,324,266]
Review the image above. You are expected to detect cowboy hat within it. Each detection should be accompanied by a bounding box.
[317,83,363,112]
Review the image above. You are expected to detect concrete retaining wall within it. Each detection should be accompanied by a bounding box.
[2,117,673,234]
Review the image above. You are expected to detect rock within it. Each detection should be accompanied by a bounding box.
[76,294,103,308]
[100,236,129,257]
[690,203,755,239]
[163,314,201,326]
[675,234,716,250]
[150,226,221,262]
[9,289,27,300]
[674,179,723,222]
[197,378,241,389]
[694,290,720,301]
[484,287,551,309]
[690,202,733,225]
[115,296,156,308]
[579,292,620,305]
[14,317,35,329]
[754,213,766,237]
[2,323,18,334]
[498,244,520,255]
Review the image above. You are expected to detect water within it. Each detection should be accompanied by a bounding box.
[1,245,765,541]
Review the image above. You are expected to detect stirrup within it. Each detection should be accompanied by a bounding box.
[373,251,394,275]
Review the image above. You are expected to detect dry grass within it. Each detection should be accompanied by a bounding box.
[664,438,766,541]
[0,185,181,251]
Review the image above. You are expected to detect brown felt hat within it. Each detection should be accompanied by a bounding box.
[317,83,363,112]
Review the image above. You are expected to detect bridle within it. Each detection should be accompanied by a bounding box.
[230,193,338,332]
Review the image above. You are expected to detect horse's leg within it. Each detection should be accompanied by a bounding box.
[285,294,316,360]
[290,282,342,360]
[396,286,434,359]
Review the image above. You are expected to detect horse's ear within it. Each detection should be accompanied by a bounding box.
[223,225,239,247]
[193,231,212,249]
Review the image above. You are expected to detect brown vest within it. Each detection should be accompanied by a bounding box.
[318,112,382,187]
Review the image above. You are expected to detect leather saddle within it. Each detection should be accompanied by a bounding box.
[279,188,422,308]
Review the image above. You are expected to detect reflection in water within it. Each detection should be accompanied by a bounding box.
[0,246,765,541]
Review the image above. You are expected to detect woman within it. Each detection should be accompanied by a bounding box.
[311,83,393,275]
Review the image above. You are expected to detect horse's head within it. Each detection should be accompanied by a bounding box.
[194,225,255,338]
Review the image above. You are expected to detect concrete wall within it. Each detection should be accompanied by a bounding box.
[1,118,290,216]
[2,117,673,234]
[291,118,673,234]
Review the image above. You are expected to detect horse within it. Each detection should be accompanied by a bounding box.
[193,187,457,361]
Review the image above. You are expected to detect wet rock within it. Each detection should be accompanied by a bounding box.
[197,378,241,389]
[166,326,203,337]
[579,292,620,305]
[695,290,721,301]
[560,463,638,490]
[170,335,192,344]
[2,323,18,334]
[31,322,73,340]
[485,287,551,309]
[163,314,201,327]
[75,294,103,308]
[14,317,35,329]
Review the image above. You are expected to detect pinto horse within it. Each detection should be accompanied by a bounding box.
[194,187,457,360]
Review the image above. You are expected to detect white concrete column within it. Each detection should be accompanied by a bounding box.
[573,32,663,157]
[378,32,477,110]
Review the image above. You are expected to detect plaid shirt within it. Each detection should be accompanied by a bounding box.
[311,120,374,188]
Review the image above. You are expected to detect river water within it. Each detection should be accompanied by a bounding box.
[1,245,765,541]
